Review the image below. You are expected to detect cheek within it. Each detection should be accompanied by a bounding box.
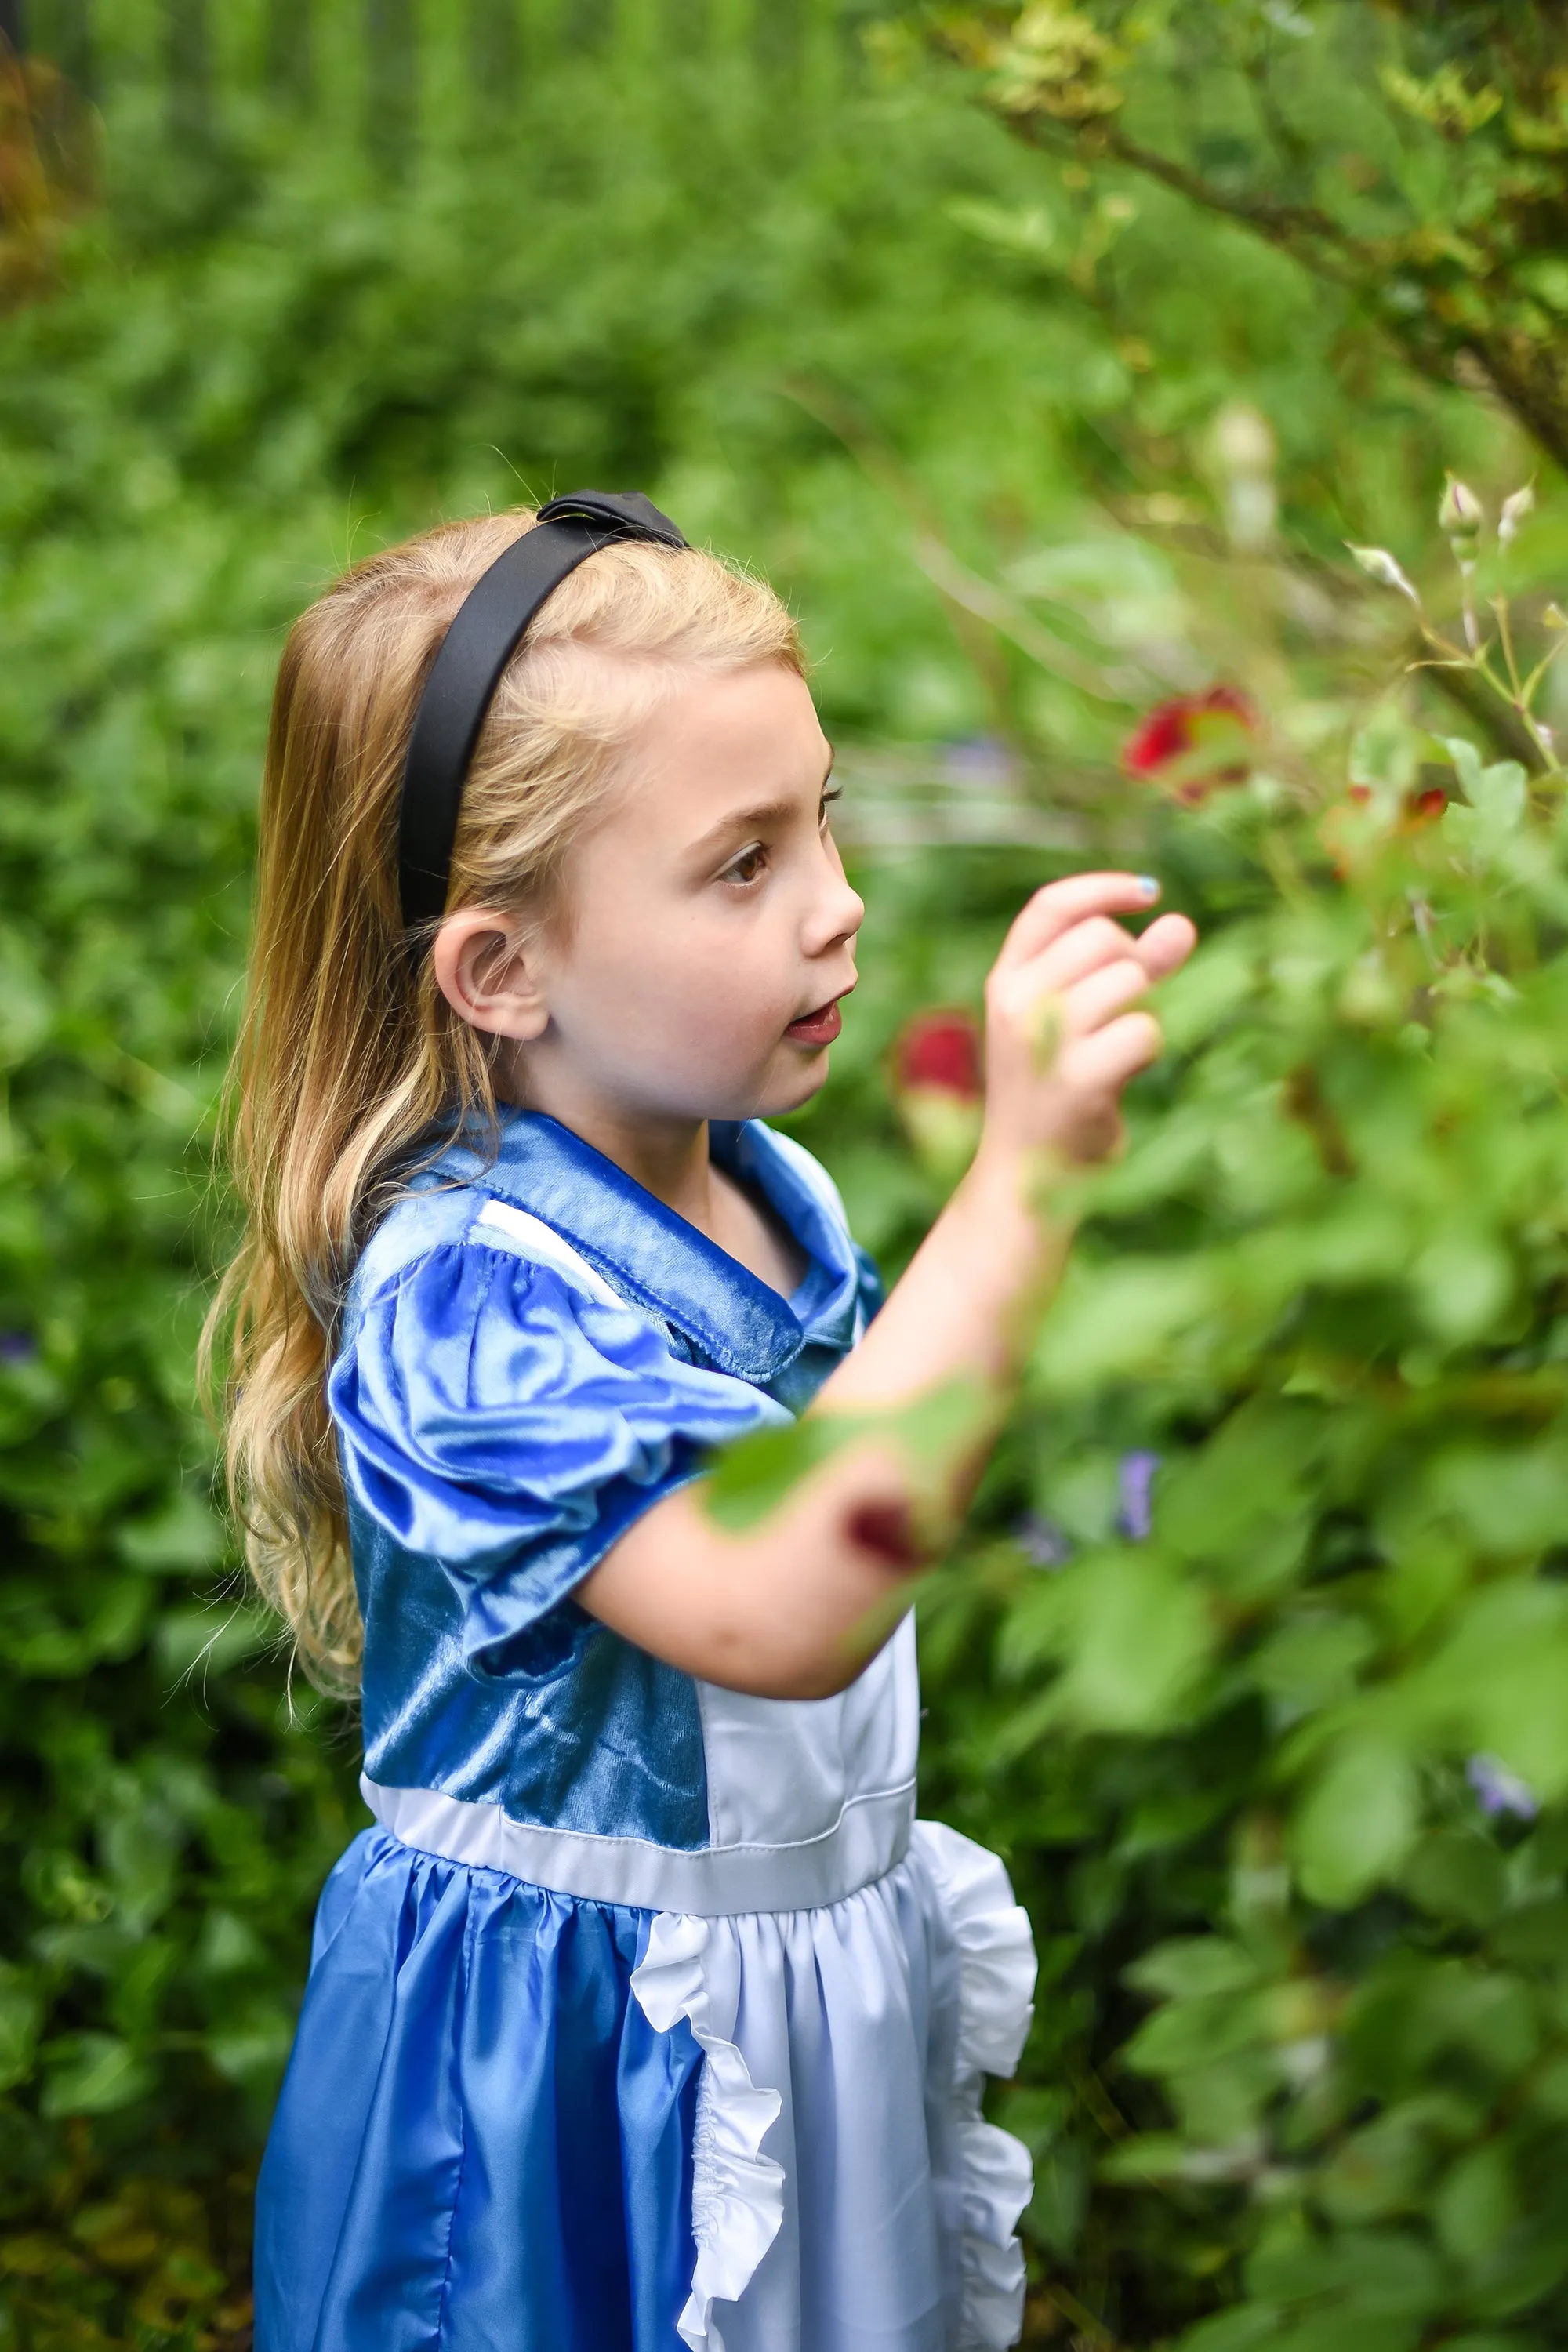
[570,911,789,1066]
[648,906,793,1020]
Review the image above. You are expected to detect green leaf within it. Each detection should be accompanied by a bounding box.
[1098,2131,1193,2184]
[1490,1900,1568,1965]
[0,1962,43,2094]
[1123,1989,1267,2077]
[703,1384,989,1531]
[1247,2222,1445,2319]
[1251,1613,1376,1711]
[1291,1740,1419,1907]
[1318,2110,1436,2224]
[117,1489,229,1575]
[1175,2314,1281,2352]
[1051,1548,1214,1734]
[41,2034,153,2118]
[1410,1230,1513,1345]
[1442,2336,1548,2352]
[1023,2139,1089,2257]
[154,1601,274,1686]
[1352,706,1421,797]
[1153,934,1258,1053]
[1435,2143,1519,2267]
[0,937,53,1069]
[696,1413,849,1530]
[1401,1832,1507,1929]
[1396,1580,1568,1797]
[1472,761,1530,828]
[1031,1257,1225,1391]
[1124,1937,1259,2002]
[1441,735,1487,799]
[205,2008,296,2088]
[1440,740,1528,858]
[945,196,1058,262]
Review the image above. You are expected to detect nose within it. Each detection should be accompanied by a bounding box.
[804,857,864,960]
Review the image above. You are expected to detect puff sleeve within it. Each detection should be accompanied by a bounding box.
[328,1236,782,1679]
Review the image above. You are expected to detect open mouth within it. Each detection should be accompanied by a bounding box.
[784,997,844,1047]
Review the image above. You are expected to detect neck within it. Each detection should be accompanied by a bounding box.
[500,1057,719,1235]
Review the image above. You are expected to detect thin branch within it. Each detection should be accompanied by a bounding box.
[1011,114,1369,285]
[1420,638,1548,773]
[912,536,1138,706]
[1042,2281,1122,2350]
[781,374,1031,756]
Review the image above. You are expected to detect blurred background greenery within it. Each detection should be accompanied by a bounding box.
[8,2,1568,2345]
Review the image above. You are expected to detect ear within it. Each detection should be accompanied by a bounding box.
[430,910,550,1043]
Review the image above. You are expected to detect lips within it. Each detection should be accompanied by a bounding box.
[785,998,844,1047]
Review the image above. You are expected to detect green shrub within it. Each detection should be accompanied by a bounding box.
[7,4,1568,2345]
[826,503,1568,2344]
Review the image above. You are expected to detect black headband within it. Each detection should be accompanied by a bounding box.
[397,488,688,935]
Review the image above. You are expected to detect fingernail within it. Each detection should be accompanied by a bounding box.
[1136,875,1160,898]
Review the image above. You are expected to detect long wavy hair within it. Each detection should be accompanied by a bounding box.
[202,508,804,1694]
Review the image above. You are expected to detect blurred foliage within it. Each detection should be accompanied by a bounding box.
[5,1,1568,2346]
[927,0,1568,472]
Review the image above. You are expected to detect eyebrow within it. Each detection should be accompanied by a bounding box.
[686,752,837,863]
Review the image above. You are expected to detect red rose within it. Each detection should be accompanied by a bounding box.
[891,1008,984,1185]
[895,1008,983,1100]
[1123,685,1258,804]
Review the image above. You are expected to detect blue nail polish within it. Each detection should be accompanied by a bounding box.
[1136,875,1160,898]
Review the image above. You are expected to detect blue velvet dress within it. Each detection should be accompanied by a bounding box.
[254,1110,1036,2352]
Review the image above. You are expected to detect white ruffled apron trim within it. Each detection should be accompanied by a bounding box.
[630,1913,786,2352]
[630,1823,1036,2352]
[912,1822,1038,2350]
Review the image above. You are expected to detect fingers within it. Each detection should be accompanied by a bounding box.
[1058,1011,1164,1095]
[993,872,1162,976]
[1000,898,1196,1005]
[1134,912,1197,981]
[1019,913,1147,996]
[995,944,1163,1046]
[1062,956,1150,1037]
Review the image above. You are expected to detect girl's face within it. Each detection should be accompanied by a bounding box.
[456,663,864,1127]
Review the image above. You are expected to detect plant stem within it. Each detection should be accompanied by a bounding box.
[1494,593,1561,773]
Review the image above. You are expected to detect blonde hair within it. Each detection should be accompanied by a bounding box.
[203,506,804,1694]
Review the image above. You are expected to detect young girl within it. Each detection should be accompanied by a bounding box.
[213,492,1194,2352]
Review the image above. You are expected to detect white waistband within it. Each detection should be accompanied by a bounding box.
[359,1773,916,1916]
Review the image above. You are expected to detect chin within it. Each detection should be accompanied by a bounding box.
[752,1048,833,1120]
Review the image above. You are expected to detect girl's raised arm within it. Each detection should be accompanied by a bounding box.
[577,873,1196,1697]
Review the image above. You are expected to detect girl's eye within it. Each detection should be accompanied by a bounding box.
[723,845,768,887]
[820,786,843,830]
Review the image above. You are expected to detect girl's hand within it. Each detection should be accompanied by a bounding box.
[583,873,1196,1700]
[980,873,1196,1169]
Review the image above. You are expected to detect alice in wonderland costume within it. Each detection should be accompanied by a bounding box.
[254,1108,1036,2352]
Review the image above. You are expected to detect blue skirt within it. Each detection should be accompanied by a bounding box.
[254,1830,702,2352]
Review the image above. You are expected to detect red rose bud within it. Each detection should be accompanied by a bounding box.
[1123,684,1258,805]
[891,1008,984,1184]
[1345,782,1446,828]
[895,1008,983,1099]
[1321,782,1447,878]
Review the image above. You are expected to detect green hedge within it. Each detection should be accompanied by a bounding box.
[5,5,1567,2345]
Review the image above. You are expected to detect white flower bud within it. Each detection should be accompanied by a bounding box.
[1439,476,1484,541]
[1211,401,1275,478]
[1499,483,1536,548]
[1347,544,1420,604]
